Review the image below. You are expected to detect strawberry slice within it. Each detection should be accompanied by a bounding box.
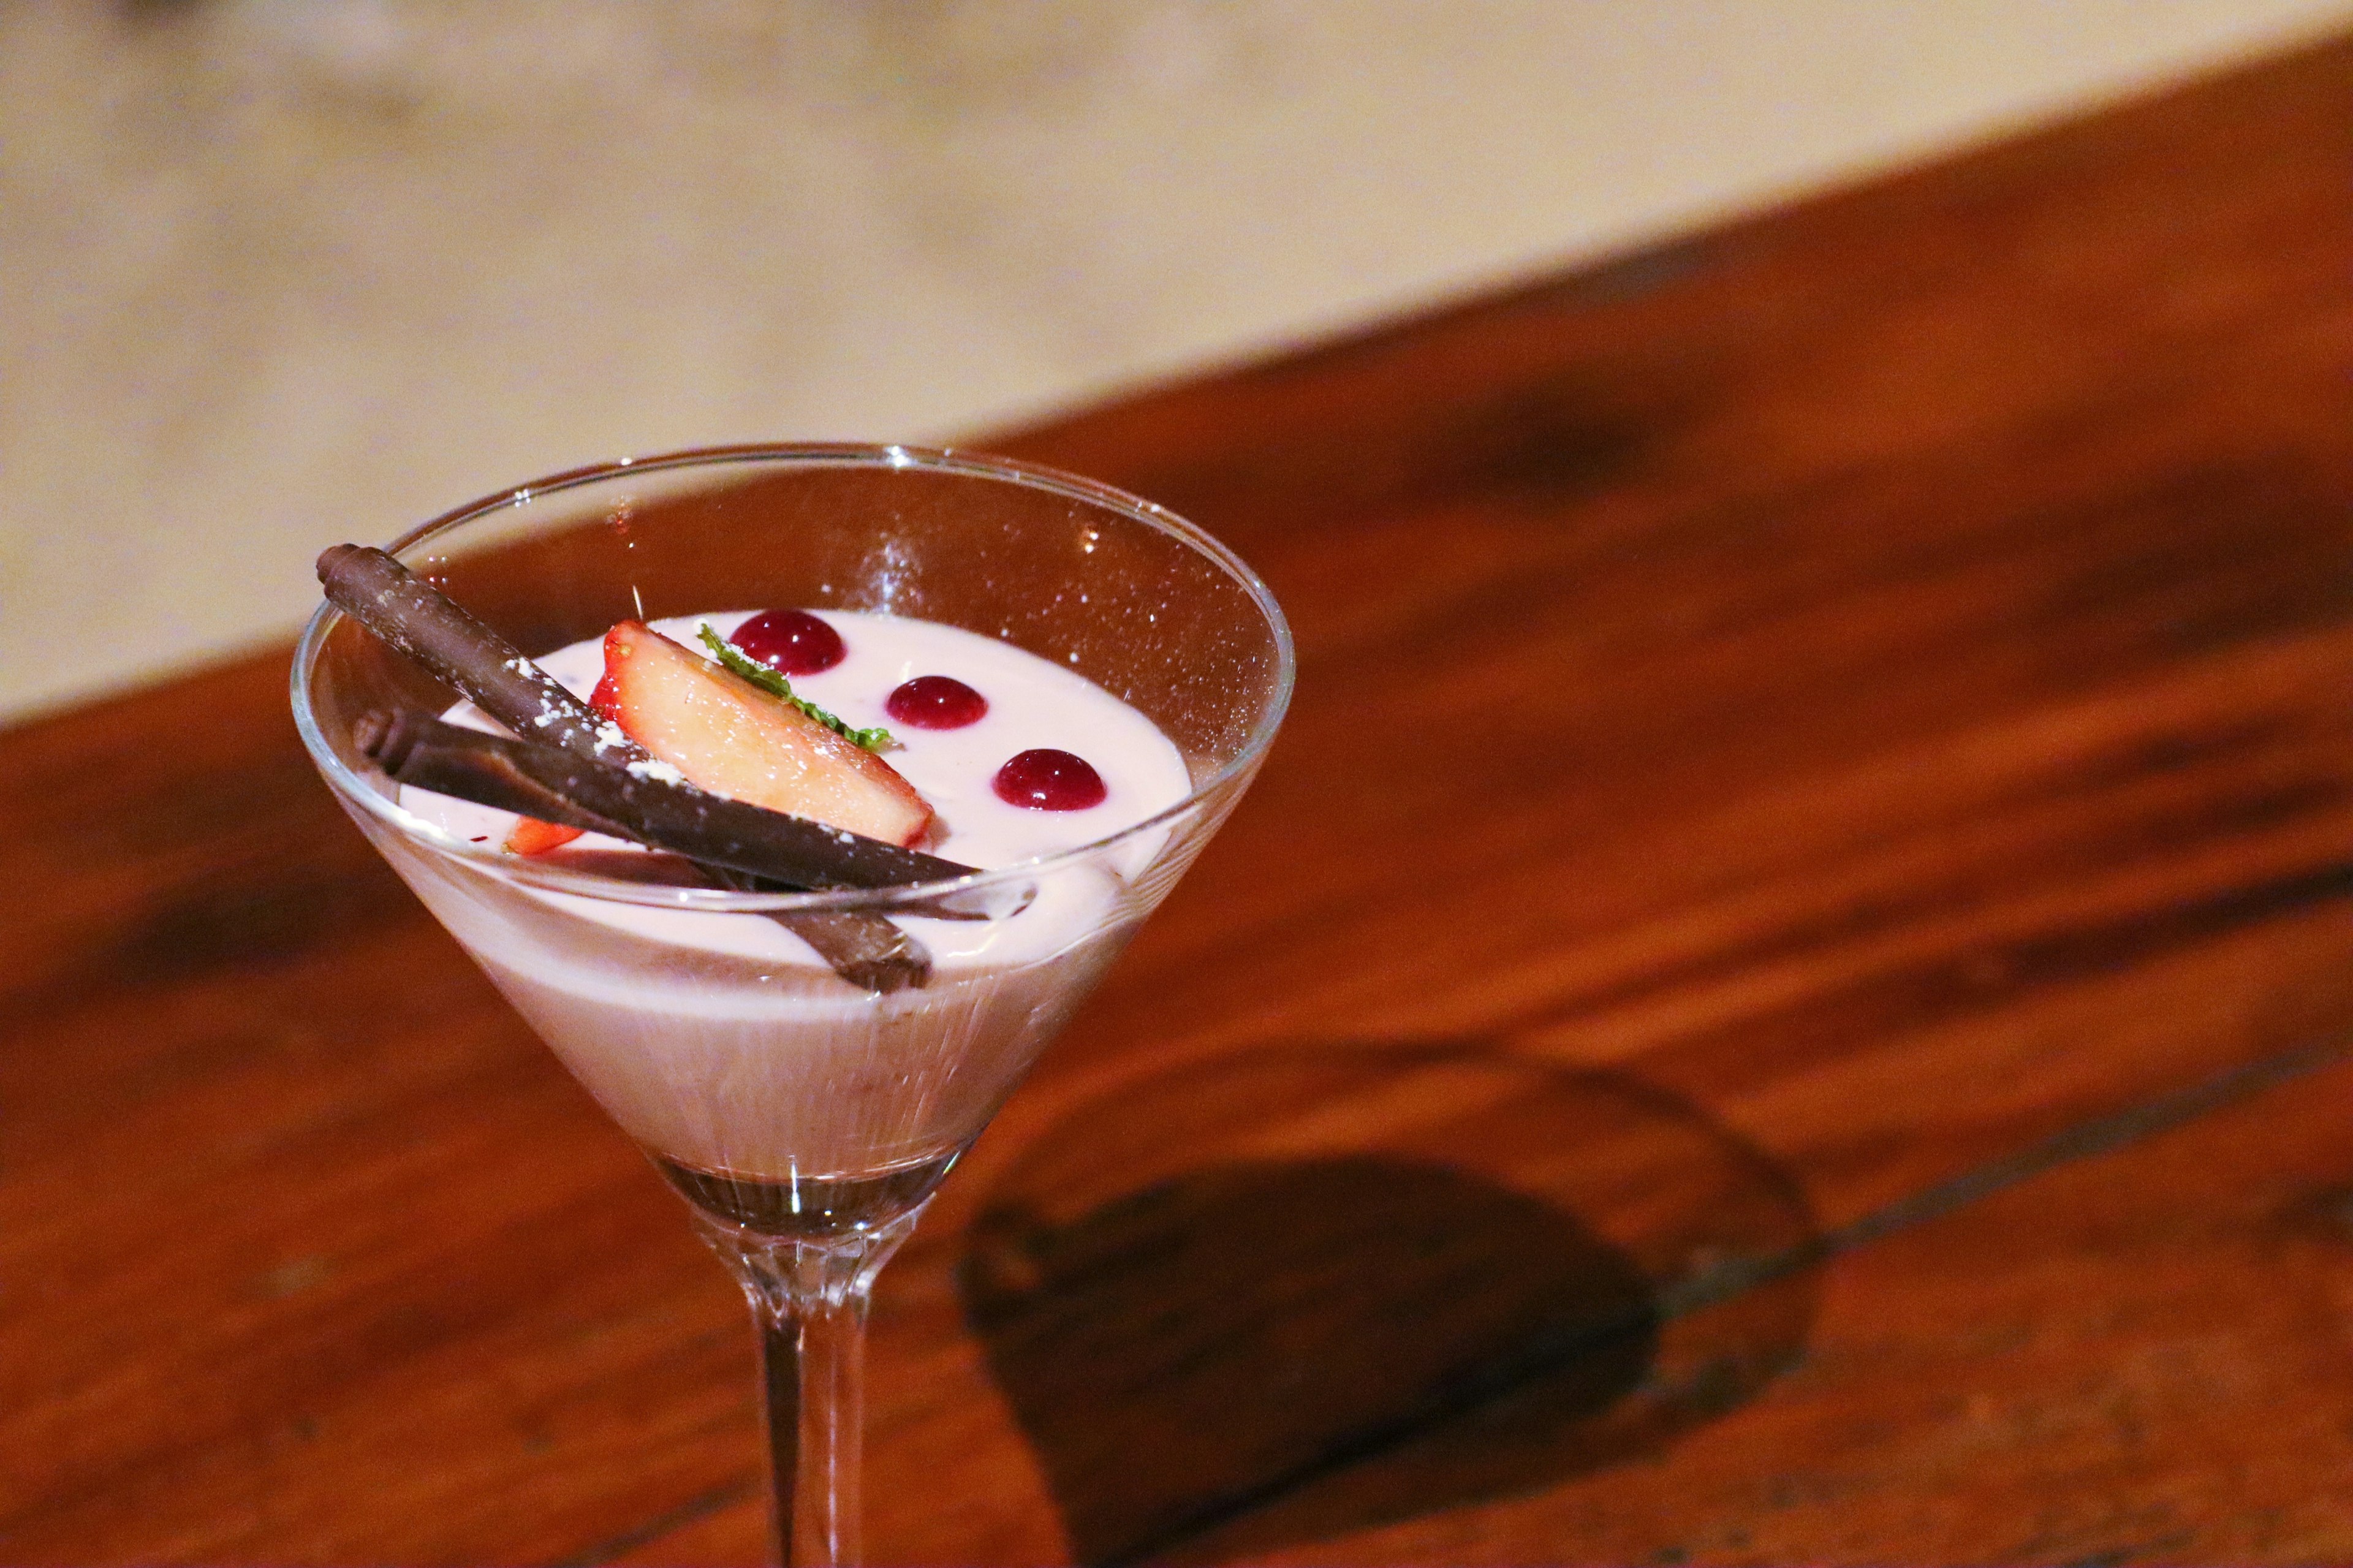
[504,815,585,855]
[599,619,934,847]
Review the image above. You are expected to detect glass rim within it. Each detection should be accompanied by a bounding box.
[290,441,1296,914]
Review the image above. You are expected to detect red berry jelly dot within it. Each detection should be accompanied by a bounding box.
[993,749,1107,811]
[887,675,988,730]
[730,610,844,675]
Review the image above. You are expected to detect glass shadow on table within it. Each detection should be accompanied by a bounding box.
[957,1044,1819,1566]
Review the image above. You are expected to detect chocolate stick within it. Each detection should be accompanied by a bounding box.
[360,707,954,993]
[702,876,936,994]
[320,544,963,992]
[355,710,979,891]
[362,711,950,988]
[319,544,646,767]
[354,710,972,994]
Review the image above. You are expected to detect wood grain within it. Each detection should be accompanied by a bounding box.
[4,32,2352,1566]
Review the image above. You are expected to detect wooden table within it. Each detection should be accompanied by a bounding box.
[6,35,2352,1566]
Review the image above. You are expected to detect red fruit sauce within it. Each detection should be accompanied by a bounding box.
[993,749,1107,811]
[730,610,844,675]
[885,675,988,730]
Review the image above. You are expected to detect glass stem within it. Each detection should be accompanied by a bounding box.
[705,1211,921,1568]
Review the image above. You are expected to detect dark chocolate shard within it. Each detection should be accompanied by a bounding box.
[319,545,649,767]
[358,710,979,891]
[701,869,934,994]
[320,542,982,991]
[362,708,953,992]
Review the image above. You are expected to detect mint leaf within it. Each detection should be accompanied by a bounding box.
[698,624,895,752]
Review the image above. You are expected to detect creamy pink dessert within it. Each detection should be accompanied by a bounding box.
[383,610,1194,1186]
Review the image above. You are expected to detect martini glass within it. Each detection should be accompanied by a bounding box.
[291,445,1293,1565]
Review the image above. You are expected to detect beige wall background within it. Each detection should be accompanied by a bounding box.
[5,0,2348,723]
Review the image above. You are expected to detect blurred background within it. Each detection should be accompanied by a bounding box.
[4,0,2347,725]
